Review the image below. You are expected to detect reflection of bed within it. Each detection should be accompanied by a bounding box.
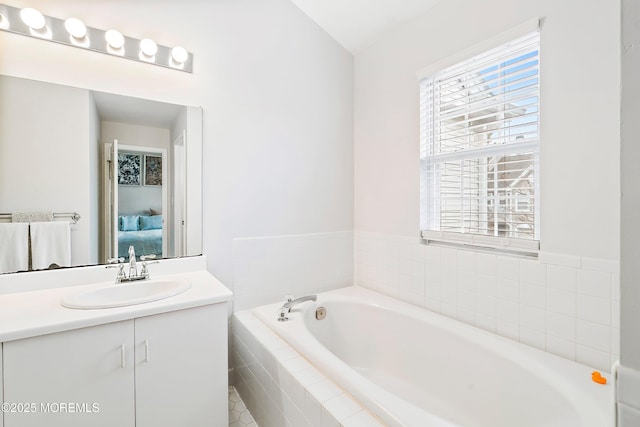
[118,229,162,258]
[117,215,163,258]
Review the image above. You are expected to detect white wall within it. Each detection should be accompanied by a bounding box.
[353,0,620,368]
[0,0,354,294]
[0,75,95,266]
[619,0,640,424]
[354,0,620,261]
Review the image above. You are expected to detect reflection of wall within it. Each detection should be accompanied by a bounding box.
[0,75,97,266]
[101,122,168,216]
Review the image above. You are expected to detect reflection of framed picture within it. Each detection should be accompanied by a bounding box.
[144,155,162,186]
[118,153,141,185]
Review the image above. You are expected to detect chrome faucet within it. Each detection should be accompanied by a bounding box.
[106,247,158,283]
[277,294,317,321]
[128,245,137,279]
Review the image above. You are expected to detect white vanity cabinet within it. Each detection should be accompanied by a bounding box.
[134,304,227,426]
[2,303,228,427]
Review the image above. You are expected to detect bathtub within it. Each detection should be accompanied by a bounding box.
[253,286,614,427]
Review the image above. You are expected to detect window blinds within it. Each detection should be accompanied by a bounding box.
[420,31,540,252]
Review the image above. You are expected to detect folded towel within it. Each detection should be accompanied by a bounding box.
[12,212,54,223]
[0,223,29,273]
[30,222,71,270]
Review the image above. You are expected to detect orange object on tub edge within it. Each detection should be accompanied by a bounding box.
[592,371,607,385]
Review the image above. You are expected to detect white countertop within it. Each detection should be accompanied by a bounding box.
[0,270,233,342]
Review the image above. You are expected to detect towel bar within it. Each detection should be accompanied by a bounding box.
[0,212,81,224]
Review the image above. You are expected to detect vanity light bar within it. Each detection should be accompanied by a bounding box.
[0,3,193,73]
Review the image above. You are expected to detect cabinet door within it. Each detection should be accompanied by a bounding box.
[135,304,228,427]
[3,320,135,427]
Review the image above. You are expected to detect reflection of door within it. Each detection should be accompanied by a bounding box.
[102,140,120,261]
[173,131,186,257]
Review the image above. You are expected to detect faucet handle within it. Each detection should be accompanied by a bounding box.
[140,260,159,278]
[140,254,156,261]
[284,294,293,304]
[107,257,125,264]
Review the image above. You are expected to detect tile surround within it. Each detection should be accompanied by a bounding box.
[232,231,353,312]
[231,311,384,427]
[354,231,621,372]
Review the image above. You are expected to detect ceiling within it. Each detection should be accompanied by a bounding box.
[289,0,444,54]
[93,91,184,128]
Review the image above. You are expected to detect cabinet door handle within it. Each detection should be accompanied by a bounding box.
[144,339,150,363]
[121,344,126,368]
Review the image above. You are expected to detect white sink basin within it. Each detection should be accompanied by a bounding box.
[61,279,192,309]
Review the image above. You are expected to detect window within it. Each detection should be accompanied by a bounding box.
[420,30,540,252]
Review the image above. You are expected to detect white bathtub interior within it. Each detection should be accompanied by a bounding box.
[253,286,614,427]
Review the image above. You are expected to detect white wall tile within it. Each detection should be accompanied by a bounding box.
[456,250,476,273]
[538,252,581,268]
[577,344,611,372]
[577,269,612,298]
[322,395,362,423]
[520,283,546,309]
[546,335,576,360]
[546,312,576,341]
[577,320,611,352]
[520,259,546,285]
[498,278,519,302]
[546,265,577,292]
[476,274,497,296]
[424,245,441,264]
[497,256,519,280]
[612,328,621,356]
[476,294,497,318]
[411,260,425,279]
[612,273,621,301]
[457,289,475,311]
[520,305,546,332]
[546,289,576,317]
[581,256,619,273]
[425,263,442,284]
[475,253,497,276]
[577,294,611,326]
[441,248,457,268]
[456,271,475,292]
[497,300,519,323]
[354,233,618,371]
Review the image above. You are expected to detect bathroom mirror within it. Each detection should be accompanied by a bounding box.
[0,75,203,274]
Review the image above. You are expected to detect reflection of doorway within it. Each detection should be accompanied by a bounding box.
[102,142,168,261]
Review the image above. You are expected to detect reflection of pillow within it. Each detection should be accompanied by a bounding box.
[121,215,140,231]
[150,208,162,216]
[140,215,162,230]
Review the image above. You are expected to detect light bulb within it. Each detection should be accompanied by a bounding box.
[64,17,87,39]
[20,8,45,30]
[140,38,157,57]
[105,29,124,49]
[171,46,188,64]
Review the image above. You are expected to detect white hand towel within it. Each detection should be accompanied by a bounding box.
[0,223,29,273]
[30,222,71,270]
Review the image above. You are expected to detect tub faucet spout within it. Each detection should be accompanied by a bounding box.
[277,294,317,321]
